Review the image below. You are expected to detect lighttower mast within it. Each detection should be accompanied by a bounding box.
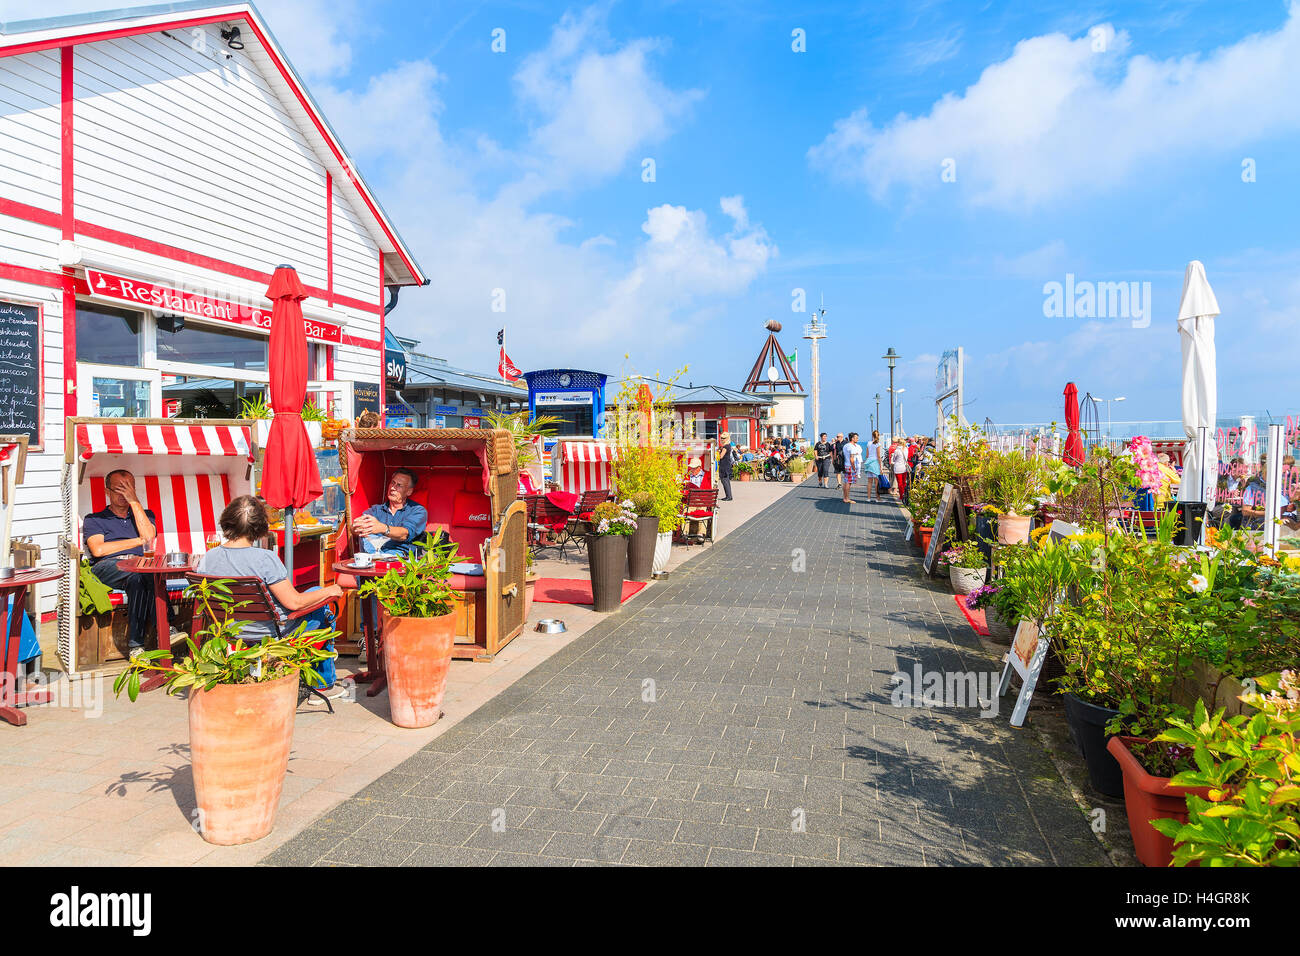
[803,298,827,440]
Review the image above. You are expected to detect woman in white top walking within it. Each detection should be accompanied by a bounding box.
[863,430,883,502]
[841,432,863,504]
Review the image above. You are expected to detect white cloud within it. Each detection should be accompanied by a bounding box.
[513,6,702,187]
[809,6,1300,208]
[310,14,770,367]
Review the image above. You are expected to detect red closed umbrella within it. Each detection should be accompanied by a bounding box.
[261,265,322,575]
[1063,382,1085,466]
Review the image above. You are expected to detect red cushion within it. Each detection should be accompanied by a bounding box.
[578,511,594,521]
[452,491,492,528]
[687,509,713,518]
[108,591,125,607]
[549,521,567,531]
[447,573,487,591]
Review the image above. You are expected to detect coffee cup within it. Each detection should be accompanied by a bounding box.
[352,552,373,567]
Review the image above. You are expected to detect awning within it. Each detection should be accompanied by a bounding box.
[559,441,615,462]
[76,423,253,461]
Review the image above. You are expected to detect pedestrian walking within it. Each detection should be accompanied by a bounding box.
[718,440,737,501]
[833,433,845,488]
[814,432,833,488]
[863,430,883,502]
[890,439,910,502]
[842,432,863,504]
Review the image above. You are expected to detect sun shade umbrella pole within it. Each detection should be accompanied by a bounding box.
[261,265,323,584]
[1175,261,1221,514]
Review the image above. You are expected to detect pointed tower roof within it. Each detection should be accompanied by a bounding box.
[742,320,803,393]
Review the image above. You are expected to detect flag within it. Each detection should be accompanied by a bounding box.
[787,350,797,364]
[499,347,522,382]
[496,329,504,346]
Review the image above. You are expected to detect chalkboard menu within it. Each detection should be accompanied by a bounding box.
[353,380,381,417]
[0,300,42,448]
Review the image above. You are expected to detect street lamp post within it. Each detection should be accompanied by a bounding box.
[883,348,899,444]
[874,393,880,437]
[1106,396,1126,447]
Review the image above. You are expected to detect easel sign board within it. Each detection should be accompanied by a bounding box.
[996,619,1050,727]
[1048,519,1082,542]
[923,482,958,576]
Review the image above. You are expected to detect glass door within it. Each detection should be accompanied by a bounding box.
[77,364,160,418]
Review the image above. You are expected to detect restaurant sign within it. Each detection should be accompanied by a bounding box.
[85,270,342,344]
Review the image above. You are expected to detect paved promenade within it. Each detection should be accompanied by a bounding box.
[266,483,1110,866]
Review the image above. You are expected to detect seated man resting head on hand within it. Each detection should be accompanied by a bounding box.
[352,468,428,556]
[83,469,158,658]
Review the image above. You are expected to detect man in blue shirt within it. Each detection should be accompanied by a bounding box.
[352,469,428,556]
[83,469,158,657]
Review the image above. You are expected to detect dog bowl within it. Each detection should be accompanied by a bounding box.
[534,619,567,634]
[164,552,191,568]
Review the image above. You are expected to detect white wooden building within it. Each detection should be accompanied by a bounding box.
[0,2,427,616]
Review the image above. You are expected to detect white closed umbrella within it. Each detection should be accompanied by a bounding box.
[1177,260,1220,503]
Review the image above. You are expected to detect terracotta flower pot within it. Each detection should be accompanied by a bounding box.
[918,526,934,554]
[627,515,660,582]
[1107,736,1212,867]
[949,565,987,595]
[188,672,298,846]
[997,513,1033,544]
[382,610,456,729]
[587,534,629,612]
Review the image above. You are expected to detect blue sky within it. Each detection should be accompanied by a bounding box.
[14,0,1300,433]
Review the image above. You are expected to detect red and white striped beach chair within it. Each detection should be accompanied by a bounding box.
[58,418,256,674]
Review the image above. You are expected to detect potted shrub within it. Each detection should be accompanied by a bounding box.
[113,578,335,846]
[613,445,684,576]
[1105,734,1209,867]
[965,583,1015,643]
[624,491,659,582]
[357,538,459,729]
[1050,532,1203,797]
[587,500,637,611]
[978,452,1046,544]
[941,537,987,594]
[1150,676,1299,867]
[734,460,756,482]
[786,457,811,483]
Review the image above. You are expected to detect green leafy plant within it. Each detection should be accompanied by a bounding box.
[300,400,326,422]
[978,450,1047,516]
[238,393,273,420]
[1152,676,1300,867]
[485,409,562,468]
[357,535,458,618]
[1049,533,1208,738]
[614,445,686,532]
[733,460,757,478]
[112,577,336,701]
[628,491,654,516]
[940,537,986,569]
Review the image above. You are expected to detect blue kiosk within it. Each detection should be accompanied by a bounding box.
[523,369,608,446]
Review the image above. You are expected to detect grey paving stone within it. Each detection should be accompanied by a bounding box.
[263,485,1111,868]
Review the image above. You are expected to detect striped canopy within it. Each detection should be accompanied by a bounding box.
[554,440,616,495]
[76,423,253,461]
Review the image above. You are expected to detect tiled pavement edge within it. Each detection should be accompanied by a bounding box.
[263,483,1111,867]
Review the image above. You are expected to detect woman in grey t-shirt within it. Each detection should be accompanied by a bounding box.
[198,496,344,693]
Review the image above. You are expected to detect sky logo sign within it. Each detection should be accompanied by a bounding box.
[1042,274,1153,328]
[49,886,151,936]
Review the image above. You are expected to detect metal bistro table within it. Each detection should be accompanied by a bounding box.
[0,568,60,726]
[115,554,198,693]
[333,560,397,698]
